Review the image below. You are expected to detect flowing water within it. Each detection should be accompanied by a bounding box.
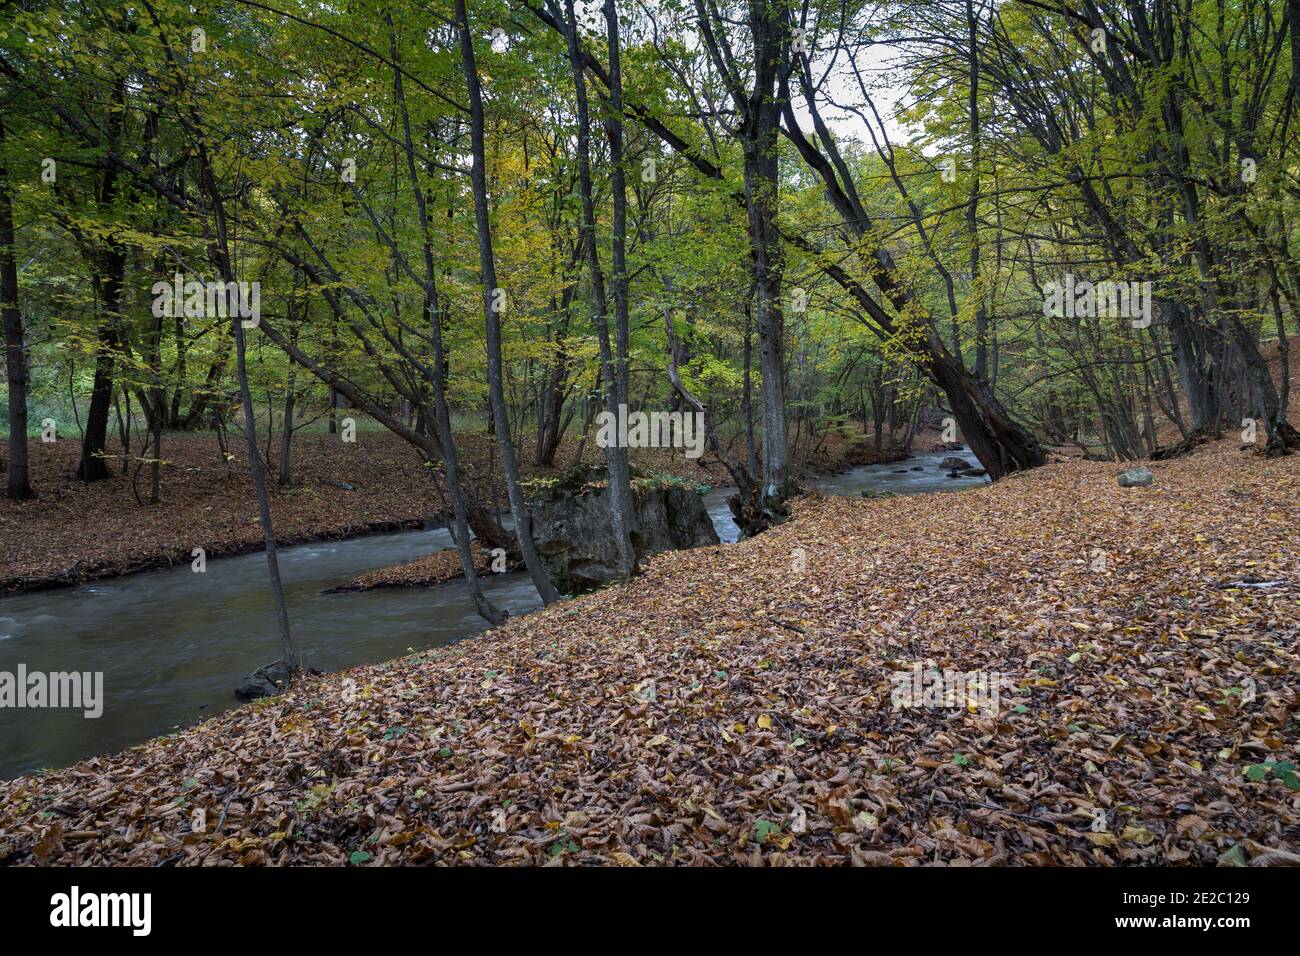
[0,529,541,779]
[703,447,990,543]
[0,447,986,779]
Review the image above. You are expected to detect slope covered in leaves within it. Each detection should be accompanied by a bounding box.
[1,442,1296,865]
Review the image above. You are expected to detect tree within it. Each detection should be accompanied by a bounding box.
[556,0,636,574]
[456,0,561,604]
[1,118,33,500]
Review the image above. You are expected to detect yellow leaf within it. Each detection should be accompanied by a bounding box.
[1122,825,1156,845]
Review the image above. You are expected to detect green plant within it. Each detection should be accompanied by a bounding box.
[1244,760,1300,789]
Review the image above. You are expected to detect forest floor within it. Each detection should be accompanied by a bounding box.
[1,437,1296,865]
[0,425,899,593]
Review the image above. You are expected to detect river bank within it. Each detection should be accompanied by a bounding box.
[0,445,963,780]
[2,440,1295,865]
[0,428,904,595]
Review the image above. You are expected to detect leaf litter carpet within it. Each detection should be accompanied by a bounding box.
[1,443,1296,865]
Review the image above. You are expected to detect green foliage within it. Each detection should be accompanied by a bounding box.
[1244,760,1300,790]
[2,0,1297,475]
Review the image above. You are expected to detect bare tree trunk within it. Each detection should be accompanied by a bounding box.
[456,0,560,604]
[603,0,637,566]
[741,294,759,480]
[742,26,792,511]
[198,142,297,672]
[76,85,128,483]
[77,263,122,483]
[560,0,635,575]
[149,402,162,503]
[389,19,506,626]
[0,122,33,501]
[966,0,987,381]
[232,303,296,669]
[149,292,164,503]
[277,295,299,488]
[114,388,130,475]
[167,311,185,428]
[278,360,296,487]
[691,0,794,530]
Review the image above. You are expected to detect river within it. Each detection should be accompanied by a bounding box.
[0,447,987,778]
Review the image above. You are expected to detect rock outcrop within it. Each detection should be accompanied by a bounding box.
[235,660,294,701]
[528,468,719,594]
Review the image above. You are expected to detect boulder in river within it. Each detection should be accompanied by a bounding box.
[940,456,974,471]
[235,660,294,701]
[1117,466,1155,488]
[528,467,719,594]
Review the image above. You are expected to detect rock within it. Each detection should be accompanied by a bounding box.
[1117,466,1155,488]
[321,480,356,491]
[931,441,965,452]
[940,456,974,471]
[961,467,988,477]
[910,466,923,471]
[891,468,909,474]
[529,470,720,594]
[235,660,293,701]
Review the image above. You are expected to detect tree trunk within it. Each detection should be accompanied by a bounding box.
[278,367,296,487]
[388,19,506,626]
[149,294,164,503]
[927,344,1045,479]
[232,302,296,668]
[742,21,792,514]
[741,294,760,479]
[966,0,988,381]
[199,141,297,672]
[0,123,33,501]
[603,0,637,565]
[76,257,123,483]
[563,0,635,575]
[277,294,299,488]
[167,312,185,428]
[456,0,560,604]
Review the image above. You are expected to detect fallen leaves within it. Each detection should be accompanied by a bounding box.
[0,441,1296,866]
